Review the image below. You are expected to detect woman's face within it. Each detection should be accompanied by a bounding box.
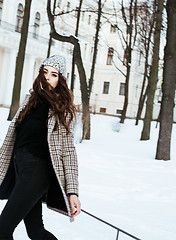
[43,65,59,89]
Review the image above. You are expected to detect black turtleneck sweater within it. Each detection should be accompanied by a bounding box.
[14,95,50,159]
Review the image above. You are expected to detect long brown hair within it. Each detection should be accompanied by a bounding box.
[15,67,76,133]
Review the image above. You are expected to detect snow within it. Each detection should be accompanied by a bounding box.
[0,107,176,240]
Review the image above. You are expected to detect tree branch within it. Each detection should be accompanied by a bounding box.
[112,59,126,77]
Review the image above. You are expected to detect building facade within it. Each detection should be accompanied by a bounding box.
[0,0,175,120]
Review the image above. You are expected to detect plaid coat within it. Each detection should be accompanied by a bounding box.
[0,94,79,222]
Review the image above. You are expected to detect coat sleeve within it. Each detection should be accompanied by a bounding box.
[60,118,79,197]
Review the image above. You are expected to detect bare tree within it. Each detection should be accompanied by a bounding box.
[47,0,103,140]
[140,0,164,140]
[135,1,155,125]
[8,0,32,120]
[47,0,57,57]
[85,0,102,139]
[119,0,138,123]
[156,0,176,160]
[112,0,138,123]
[70,0,83,91]
[47,0,90,140]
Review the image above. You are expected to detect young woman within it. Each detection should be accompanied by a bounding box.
[0,55,81,240]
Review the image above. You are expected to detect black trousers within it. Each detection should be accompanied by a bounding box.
[0,147,58,240]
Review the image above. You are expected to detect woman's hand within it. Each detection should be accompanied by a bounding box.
[69,194,81,217]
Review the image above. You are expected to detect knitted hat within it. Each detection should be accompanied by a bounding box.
[39,55,66,77]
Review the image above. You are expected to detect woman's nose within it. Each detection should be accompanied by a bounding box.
[45,73,50,80]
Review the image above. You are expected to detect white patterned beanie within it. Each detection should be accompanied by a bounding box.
[39,55,66,77]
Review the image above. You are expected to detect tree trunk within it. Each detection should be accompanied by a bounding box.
[47,0,90,141]
[141,0,164,140]
[73,43,90,141]
[8,0,32,120]
[47,0,57,58]
[136,19,154,125]
[120,62,131,123]
[70,52,76,91]
[135,83,148,125]
[83,0,102,139]
[88,0,101,96]
[82,103,90,140]
[120,0,137,123]
[47,35,52,58]
[156,0,176,160]
[70,0,83,91]
[155,105,161,128]
[136,2,155,126]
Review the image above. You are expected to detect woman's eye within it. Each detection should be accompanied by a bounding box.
[52,74,57,77]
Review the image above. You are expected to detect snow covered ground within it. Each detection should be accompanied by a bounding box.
[0,107,176,240]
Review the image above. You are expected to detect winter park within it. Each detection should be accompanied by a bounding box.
[0,0,176,239]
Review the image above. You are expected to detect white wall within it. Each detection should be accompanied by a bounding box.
[0,0,175,121]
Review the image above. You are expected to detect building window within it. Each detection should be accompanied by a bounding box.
[67,1,70,11]
[33,12,40,39]
[119,83,125,96]
[107,47,114,65]
[100,107,106,113]
[110,24,117,33]
[16,3,24,33]
[88,15,91,25]
[116,109,122,114]
[103,82,110,94]
[0,0,3,23]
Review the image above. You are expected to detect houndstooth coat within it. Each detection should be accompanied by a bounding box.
[0,93,79,222]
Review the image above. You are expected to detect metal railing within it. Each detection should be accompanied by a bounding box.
[81,209,141,240]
